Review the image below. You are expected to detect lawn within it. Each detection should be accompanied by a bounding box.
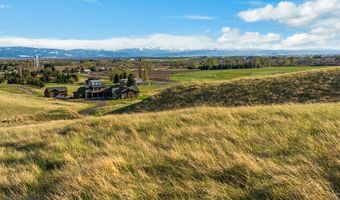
[170,66,328,82]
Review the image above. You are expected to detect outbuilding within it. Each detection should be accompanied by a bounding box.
[44,87,68,98]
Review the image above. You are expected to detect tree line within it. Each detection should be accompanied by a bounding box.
[2,64,78,88]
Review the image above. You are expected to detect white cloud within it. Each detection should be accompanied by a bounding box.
[0,27,339,50]
[0,4,9,9]
[217,27,282,49]
[236,0,340,49]
[181,15,215,20]
[217,26,340,49]
[238,0,340,27]
[0,34,215,50]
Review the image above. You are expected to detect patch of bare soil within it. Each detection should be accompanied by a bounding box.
[149,70,187,81]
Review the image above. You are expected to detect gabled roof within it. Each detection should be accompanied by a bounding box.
[88,80,104,86]
[45,87,67,93]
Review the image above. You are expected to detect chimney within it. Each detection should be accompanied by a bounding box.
[119,79,126,88]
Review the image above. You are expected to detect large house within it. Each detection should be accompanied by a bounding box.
[73,79,139,100]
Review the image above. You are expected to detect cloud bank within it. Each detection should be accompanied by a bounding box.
[0,34,215,51]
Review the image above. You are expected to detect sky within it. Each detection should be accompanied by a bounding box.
[0,0,339,50]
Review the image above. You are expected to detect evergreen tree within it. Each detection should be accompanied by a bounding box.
[127,74,136,87]
[122,72,128,79]
[113,74,120,83]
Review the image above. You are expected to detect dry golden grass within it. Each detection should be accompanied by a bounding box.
[0,91,86,127]
[0,103,339,199]
[119,67,340,113]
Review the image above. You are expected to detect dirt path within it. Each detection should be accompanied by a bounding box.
[14,85,33,95]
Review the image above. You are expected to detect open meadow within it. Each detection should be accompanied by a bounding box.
[0,103,339,199]
[170,66,327,82]
[0,90,87,127]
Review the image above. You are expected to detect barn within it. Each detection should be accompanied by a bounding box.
[44,87,68,98]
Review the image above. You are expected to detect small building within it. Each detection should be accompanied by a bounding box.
[119,78,145,87]
[135,78,143,85]
[119,79,128,87]
[44,87,68,98]
[83,69,91,74]
[111,86,139,99]
[98,66,107,71]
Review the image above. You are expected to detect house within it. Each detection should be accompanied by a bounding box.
[83,69,91,74]
[45,87,68,98]
[98,66,107,71]
[119,78,145,87]
[73,79,139,100]
[110,86,139,99]
[73,79,107,99]
[134,78,148,86]
[119,79,128,87]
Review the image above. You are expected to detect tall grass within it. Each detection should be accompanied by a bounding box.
[0,91,85,127]
[120,68,340,113]
[0,103,339,199]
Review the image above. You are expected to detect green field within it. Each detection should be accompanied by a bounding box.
[170,66,327,82]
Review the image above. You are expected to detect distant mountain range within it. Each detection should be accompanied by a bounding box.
[0,47,339,59]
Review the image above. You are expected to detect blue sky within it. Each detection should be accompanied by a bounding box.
[0,0,339,50]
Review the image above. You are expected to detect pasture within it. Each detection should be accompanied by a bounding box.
[0,103,338,199]
[170,66,327,82]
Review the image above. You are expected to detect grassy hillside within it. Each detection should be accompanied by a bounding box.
[0,91,86,127]
[170,66,327,82]
[0,103,339,199]
[120,68,340,113]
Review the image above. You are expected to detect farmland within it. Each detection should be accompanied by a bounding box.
[170,66,326,82]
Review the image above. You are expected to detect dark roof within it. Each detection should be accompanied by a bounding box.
[89,85,107,89]
[128,86,139,92]
[45,87,67,93]
[106,86,139,95]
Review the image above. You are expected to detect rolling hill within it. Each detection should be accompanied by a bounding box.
[0,103,339,199]
[0,91,86,127]
[118,68,340,113]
